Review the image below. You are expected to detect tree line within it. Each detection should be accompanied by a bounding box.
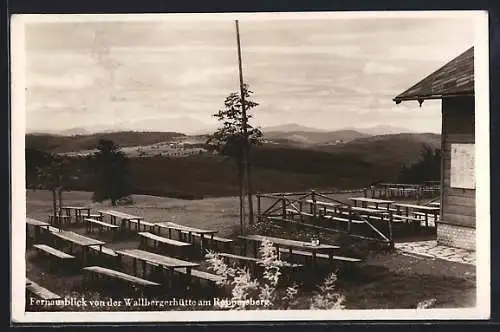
[28,139,132,218]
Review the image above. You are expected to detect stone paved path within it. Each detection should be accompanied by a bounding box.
[395,240,475,266]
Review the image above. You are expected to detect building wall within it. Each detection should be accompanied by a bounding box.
[436,223,475,251]
[439,96,475,250]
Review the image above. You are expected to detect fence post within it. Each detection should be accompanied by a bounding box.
[281,195,286,222]
[299,201,303,222]
[347,205,352,234]
[311,190,317,219]
[256,193,261,223]
[388,212,394,249]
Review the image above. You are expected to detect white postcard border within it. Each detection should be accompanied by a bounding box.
[10,10,491,323]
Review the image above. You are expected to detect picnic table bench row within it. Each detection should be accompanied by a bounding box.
[217,252,303,269]
[139,232,192,248]
[116,248,200,288]
[289,198,439,228]
[84,218,120,234]
[83,266,160,287]
[238,234,340,268]
[33,244,75,260]
[89,245,118,257]
[26,278,61,300]
[117,248,199,269]
[174,267,224,284]
[277,248,362,263]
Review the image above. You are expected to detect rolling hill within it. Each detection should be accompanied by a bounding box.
[264,129,370,146]
[316,133,441,166]
[25,131,186,153]
[25,131,441,198]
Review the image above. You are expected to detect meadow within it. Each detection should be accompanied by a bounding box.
[24,190,476,310]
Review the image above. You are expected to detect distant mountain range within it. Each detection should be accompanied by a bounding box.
[262,123,330,133]
[264,129,370,146]
[262,123,417,146]
[28,116,213,136]
[29,121,419,139]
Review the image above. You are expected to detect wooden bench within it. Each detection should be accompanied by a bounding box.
[322,208,340,215]
[128,219,156,232]
[49,214,71,225]
[392,214,422,223]
[367,205,398,212]
[139,232,192,248]
[278,248,361,263]
[85,218,120,233]
[305,199,340,208]
[26,279,62,300]
[217,252,302,269]
[286,209,314,217]
[83,266,160,287]
[89,245,118,257]
[47,225,61,233]
[218,252,262,264]
[141,221,157,233]
[174,268,224,284]
[33,244,75,260]
[185,232,233,249]
[351,206,389,214]
[187,232,233,244]
[414,211,439,220]
[323,215,365,224]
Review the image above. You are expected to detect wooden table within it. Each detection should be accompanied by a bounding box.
[98,210,144,231]
[138,232,192,254]
[349,197,395,210]
[350,206,392,221]
[238,234,339,268]
[84,218,120,235]
[372,183,422,199]
[305,199,341,216]
[393,203,440,227]
[116,248,199,288]
[26,217,51,241]
[83,266,160,287]
[26,278,61,300]
[50,230,106,264]
[156,222,217,253]
[48,214,72,228]
[60,206,91,223]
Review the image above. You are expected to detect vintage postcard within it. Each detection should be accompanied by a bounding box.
[10,11,490,323]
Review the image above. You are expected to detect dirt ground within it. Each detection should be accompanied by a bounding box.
[23,190,476,310]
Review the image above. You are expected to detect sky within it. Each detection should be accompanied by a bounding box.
[22,13,477,134]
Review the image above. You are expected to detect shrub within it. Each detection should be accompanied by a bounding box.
[116,196,135,206]
[205,240,344,310]
[310,272,345,310]
[416,298,436,309]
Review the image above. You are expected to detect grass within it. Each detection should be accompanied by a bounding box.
[24,190,475,311]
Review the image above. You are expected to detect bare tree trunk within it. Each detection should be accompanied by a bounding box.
[57,187,63,216]
[51,189,57,224]
[238,159,245,235]
[245,144,254,225]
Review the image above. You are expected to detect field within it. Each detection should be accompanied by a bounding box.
[24,190,476,310]
[26,131,441,199]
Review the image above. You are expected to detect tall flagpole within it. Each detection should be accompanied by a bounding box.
[235,20,247,234]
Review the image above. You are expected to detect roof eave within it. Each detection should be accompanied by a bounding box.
[393,92,474,104]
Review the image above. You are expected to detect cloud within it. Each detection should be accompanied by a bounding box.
[176,66,237,87]
[363,61,405,74]
[23,16,477,133]
[28,72,94,89]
